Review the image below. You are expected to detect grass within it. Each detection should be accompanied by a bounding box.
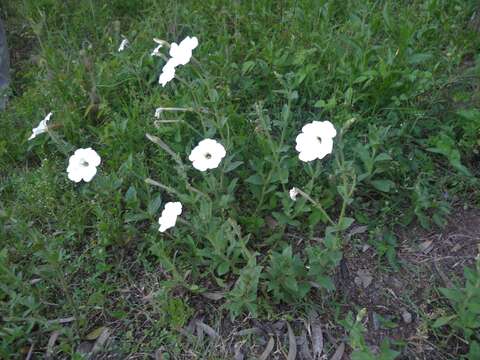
[1,0,480,358]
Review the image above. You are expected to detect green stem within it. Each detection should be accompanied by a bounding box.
[296,188,336,226]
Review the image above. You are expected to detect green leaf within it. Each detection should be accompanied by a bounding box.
[375,153,392,162]
[242,60,255,74]
[224,161,243,173]
[147,195,162,216]
[245,174,263,185]
[217,262,230,276]
[124,212,149,223]
[439,287,463,303]
[432,315,456,328]
[337,217,354,231]
[371,179,395,193]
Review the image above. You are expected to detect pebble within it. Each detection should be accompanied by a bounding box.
[401,308,413,324]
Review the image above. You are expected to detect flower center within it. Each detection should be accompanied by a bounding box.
[316,136,322,144]
[204,152,212,159]
[80,159,90,167]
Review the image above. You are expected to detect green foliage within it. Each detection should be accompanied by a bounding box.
[266,246,310,303]
[226,258,263,317]
[434,258,480,357]
[341,309,400,360]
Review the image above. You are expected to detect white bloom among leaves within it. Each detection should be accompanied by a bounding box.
[158,201,182,232]
[151,38,164,57]
[189,139,226,172]
[29,112,53,140]
[117,38,129,52]
[158,36,198,86]
[289,187,299,201]
[169,36,198,66]
[67,148,101,183]
[158,58,177,87]
[295,120,337,162]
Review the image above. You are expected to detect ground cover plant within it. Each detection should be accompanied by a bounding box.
[1,0,480,358]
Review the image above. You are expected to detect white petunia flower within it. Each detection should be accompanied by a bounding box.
[289,187,299,201]
[67,148,101,183]
[151,38,164,57]
[158,58,177,87]
[189,139,226,172]
[169,36,198,66]
[158,201,182,232]
[118,38,129,52]
[29,112,53,140]
[295,120,337,162]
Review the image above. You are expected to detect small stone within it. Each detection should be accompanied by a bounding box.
[401,309,412,324]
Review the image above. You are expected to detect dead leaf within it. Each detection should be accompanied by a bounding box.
[25,343,34,360]
[419,240,433,254]
[330,342,345,360]
[195,320,219,339]
[434,259,454,288]
[195,322,205,343]
[234,327,264,336]
[201,291,225,301]
[76,341,93,354]
[259,337,275,360]
[347,225,368,239]
[298,330,313,360]
[46,331,60,359]
[265,215,278,230]
[310,312,323,358]
[354,269,373,289]
[91,327,111,354]
[85,326,108,341]
[287,322,297,360]
[154,347,165,360]
[46,316,75,325]
[234,341,245,360]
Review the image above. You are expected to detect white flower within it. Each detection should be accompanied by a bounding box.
[289,187,299,201]
[189,139,226,172]
[67,148,101,183]
[151,38,164,57]
[29,112,53,140]
[118,38,129,52]
[169,36,198,66]
[158,58,177,87]
[154,107,163,118]
[158,201,182,232]
[295,120,337,162]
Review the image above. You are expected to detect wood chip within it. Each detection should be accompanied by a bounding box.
[259,337,275,360]
[287,322,297,360]
[330,342,345,360]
